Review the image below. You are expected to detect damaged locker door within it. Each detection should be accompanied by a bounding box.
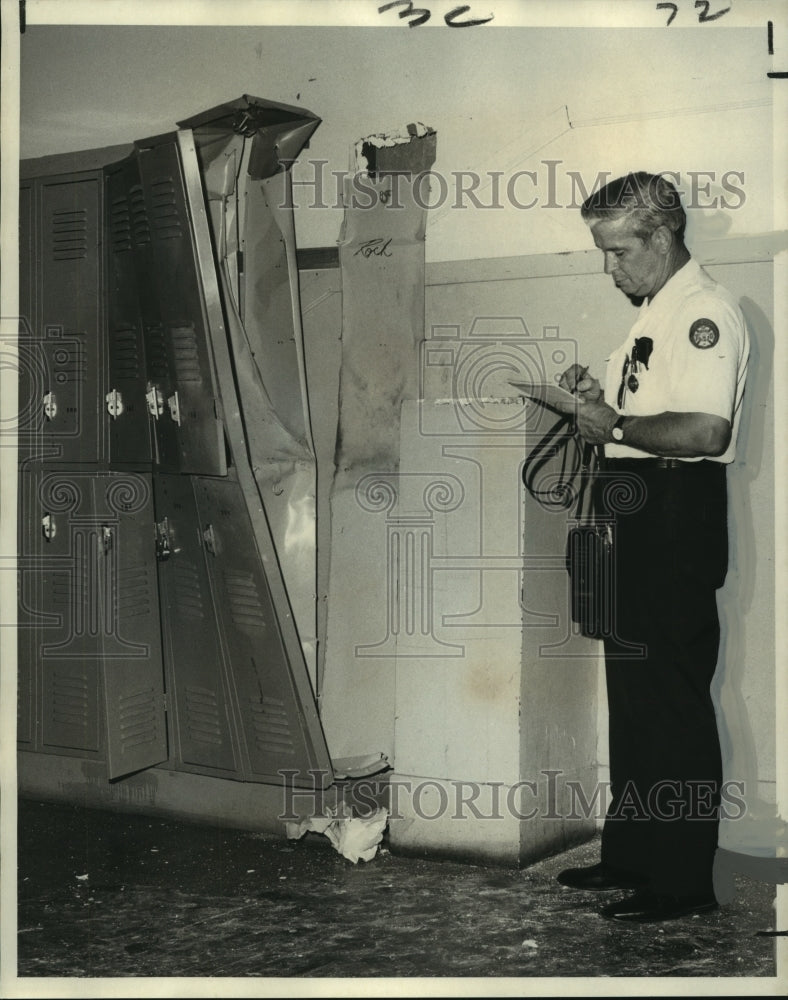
[134,138,226,477]
[18,463,167,777]
[192,475,332,787]
[153,473,243,776]
[104,155,153,467]
[94,471,168,779]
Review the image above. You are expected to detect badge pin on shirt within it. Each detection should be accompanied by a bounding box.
[617,337,653,409]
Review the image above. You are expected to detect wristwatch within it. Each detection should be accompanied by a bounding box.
[611,415,626,442]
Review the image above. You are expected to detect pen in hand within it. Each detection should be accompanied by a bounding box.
[573,366,589,394]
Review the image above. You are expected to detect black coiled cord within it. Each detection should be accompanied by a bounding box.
[521,415,591,511]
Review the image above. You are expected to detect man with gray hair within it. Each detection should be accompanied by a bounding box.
[557,172,749,922]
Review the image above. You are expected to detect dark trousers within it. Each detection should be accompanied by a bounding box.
[597,459,728,897]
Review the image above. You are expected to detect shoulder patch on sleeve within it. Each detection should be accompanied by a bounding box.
[689,318,720,349]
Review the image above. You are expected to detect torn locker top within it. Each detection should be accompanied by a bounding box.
[178,94,321,179]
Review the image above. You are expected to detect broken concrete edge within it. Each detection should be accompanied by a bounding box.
[354,121,437,177]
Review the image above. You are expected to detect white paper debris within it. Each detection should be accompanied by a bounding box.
[285,803,388,863]
[521,939,538,950]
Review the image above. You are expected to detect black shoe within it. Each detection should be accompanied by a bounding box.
[556,862,646,892]
[601,889,718,923]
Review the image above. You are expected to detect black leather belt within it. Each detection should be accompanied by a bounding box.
[605,457,723,471]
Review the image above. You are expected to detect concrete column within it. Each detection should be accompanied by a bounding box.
[388,399,600,865]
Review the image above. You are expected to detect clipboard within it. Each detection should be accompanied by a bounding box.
[508,380,579,414]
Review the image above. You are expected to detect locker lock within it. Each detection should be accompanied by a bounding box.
[167,391,181,426]
[146,383,164,419]
[105,389,125,419]
[42,513,56,541]
[155,517,178,561]
[202,523,216,555]
[43,391,57,421]
[102,526,113,554]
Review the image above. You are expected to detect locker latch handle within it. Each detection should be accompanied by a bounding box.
[146,383,164,420]
[42,513,56,541]
[155,518,170,560]
[43,391,57,421]
[155,517,178,560]
[106,389,125,419]
[202,523,216,555]
[167,391,181,426]
[102,526,113,554]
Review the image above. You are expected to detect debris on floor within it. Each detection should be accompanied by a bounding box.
[14,799,782,982]
[285,803,389,863]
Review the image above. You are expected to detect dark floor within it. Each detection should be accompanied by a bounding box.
[11,797,784,990]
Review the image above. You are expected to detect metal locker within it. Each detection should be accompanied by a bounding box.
[127,155,180,472]
[18,464,168,775]
[38,174,104,464]
[20,465,103,756]
[192,475,332,786]
[19,183,34,334]
[16,183,44,462]
[105,155,153,467]
[18,470,46,752]
[153,474,241,775]
[17,650,35,748]
[93,472,168,778]
[16,482,37,747]
[135,139,226,477]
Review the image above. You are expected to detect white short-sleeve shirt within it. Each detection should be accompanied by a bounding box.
[603,258,749,463]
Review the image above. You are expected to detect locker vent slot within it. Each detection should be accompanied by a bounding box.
[150,178,183,240]
[170,325,201,383]
[118,565,153,620]
[70,530,100,639]
[50,668,90,732]
[146,325,169,381]
[250,695,295,756]
[129,185,151,245]
[172,560,205,620]
[52,343,87,383]
[52,574,71,611]
[224,571,266,628]
[110,196,132,253]
[184,685,224,745]
[117,687,159,750]
[112,326,141,382]
[50,210,88,261]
